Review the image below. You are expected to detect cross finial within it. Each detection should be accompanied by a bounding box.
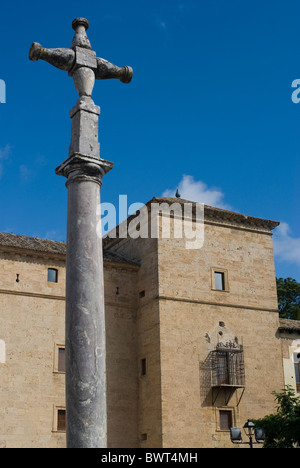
[71,18,92,50]
[29,17,133,98]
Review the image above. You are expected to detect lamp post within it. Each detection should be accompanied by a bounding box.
[230,420,265,448]
[243,420,255,449]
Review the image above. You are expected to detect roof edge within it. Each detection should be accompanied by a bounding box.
[278,318,300,333]
[0,232,139,267]
[147,197,280,231]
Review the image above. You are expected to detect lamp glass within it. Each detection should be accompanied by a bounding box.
[243,420,255,437]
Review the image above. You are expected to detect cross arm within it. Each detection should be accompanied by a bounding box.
[29,43,75,72]
[95,57,133,83]
[29,43,133,84]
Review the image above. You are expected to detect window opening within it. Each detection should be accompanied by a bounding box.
[219,410,233,430]
[215,271,225,291]
[48,268,58,283]
[58,347,66,373]
[141,358,147,376]
[57,409,66,431]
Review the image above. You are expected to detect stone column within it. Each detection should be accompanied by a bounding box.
[29,17,132,448]
[56,96,113,448]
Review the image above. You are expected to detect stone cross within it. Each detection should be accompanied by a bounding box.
[29,18,133,449]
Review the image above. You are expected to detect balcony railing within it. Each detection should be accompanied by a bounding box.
[211,342,245,388]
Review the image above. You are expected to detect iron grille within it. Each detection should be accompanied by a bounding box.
[211,342,245,387]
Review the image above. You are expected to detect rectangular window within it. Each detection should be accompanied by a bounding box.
[211,268,229,292]
[48,268,58,283]
[215,272,225,291]
[57,409,66,431]
[216,352,229,384]
[53,406,66,432]
[212,347,245,387]
[58,348,66,373]
[219,410,232,430]
[141,358,147,376]
[54,343,66,373]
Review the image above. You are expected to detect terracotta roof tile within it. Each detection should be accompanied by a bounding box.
[278,318,300,333]
[0,232,139,266]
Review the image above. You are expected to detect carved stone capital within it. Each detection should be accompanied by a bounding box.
[55,153,113,187]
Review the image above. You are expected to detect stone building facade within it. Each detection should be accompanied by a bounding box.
[278,319,300,395]
[0,197,293,448]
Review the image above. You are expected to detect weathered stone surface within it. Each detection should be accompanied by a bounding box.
[56,154,113,180]
[73,47,97,69]
[68,97,100,157]
[55,99,112,447]
[71,18,92,51]
[0,200,287,449]
[29,43,75,71]
[72,68,96,98]
[29,16,132,449]
[0,233,139,448]
[95,58,133,83]
[65,178,106,448]
[29,17,133,98]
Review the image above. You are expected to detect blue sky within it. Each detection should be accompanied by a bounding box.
[0,0,299,281]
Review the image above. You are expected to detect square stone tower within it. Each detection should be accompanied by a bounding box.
[104,197,284,448]
[0,198,285,448]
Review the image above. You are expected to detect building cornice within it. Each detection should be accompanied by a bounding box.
[151,294,279,313]
[150,197,280,232]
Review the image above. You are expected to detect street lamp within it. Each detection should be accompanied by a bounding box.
[230,420,265,448]
[243,420,255,448]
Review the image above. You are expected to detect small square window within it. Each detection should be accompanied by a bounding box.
[219,410,233,430]
[48,268,58,283]
[212,268,229,292]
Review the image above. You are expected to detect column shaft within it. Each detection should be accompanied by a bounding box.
[65,175,106,448]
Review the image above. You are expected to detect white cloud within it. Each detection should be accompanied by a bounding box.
[273,222,300,265]
[162,174,232,210]
[0,144,11,160]
[162,175,300,270]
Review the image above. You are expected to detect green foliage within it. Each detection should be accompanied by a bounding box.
[276,277,300,320]
[253,386,300,448]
